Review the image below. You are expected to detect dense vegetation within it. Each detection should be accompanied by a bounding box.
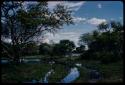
[1,1,123,83]
[1,1,74,63]
[79,21,123,64]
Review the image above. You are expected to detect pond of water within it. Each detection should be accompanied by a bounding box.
[60,67,80,83]
[2,59,102,83]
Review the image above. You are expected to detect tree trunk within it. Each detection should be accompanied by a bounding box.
[12,45,22,64]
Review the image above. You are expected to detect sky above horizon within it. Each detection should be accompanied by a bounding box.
[41,1,123,46]
[2,1,123,47]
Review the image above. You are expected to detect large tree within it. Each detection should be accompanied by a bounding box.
[39,43,52,55]
[79,33,93,46]
[53,40,75,56]
[22,42,39,56]
[79,21,123,63]
[75,45,85,53]
[1,1,74,63]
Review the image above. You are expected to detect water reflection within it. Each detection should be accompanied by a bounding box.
[43,69,54,83]
[22,59,40,63]
[1,60,9,64]
[60,67,80,83]
[75,63,82,67]
[2,59,102,83]
[1,59,41,64]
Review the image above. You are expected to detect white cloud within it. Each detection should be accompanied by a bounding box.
[97,3,102,8]
[72,17,107,26]
[87,18,106,25]
[44,31,82,46]
[47,1,62,10]
[64,1,85,11]
[72,17,86,23]
[42,38,50,43]
[22,1,85,12]
[48,1,85,12]
[35,17,107,46]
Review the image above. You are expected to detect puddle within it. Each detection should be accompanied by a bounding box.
[2,59,102,83]
[60,67,80,83]
[40,67,80,83]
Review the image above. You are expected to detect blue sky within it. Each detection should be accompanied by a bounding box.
[3,1,123,46]
[42,1,123,46]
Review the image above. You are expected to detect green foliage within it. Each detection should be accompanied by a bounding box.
[75,45,85,53]
[1,42,12,58]
[2,63,51,82]
[39,43,53,55]
[1,1,74,62]
[79,21,123,63]
[97,22,110,32]
[79,33,93,45]
[98,62,123,82]
[48,64,68,82]
[22,42,39,56]
[52,43,63,56]
[74,67,89,83]
[80,50,93,60]
[53,40,75,56]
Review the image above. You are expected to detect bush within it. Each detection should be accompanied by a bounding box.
[80,50,121,64]
[80,52,90,60]
[99,52,120,64]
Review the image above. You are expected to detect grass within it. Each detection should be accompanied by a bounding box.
[1,55,123,83]
[50,57,123,83]
[74,60,123,83]
[2,63,69,83]
[97,61,123,83]
[2,63,51,83]
[73,67,89,83]
[48,64,69,83]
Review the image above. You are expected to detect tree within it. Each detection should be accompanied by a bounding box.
[75,45,85,53]
[22,42,39,56]
[60,40,75,55]
[111,21,123,32]
[79,21,123,63]
[53,40,75,56]
[92,30,99,39]
[97,22,110,32]
[39,43,52,55]
[1,41,12,58]
[79,33,93,46]
[1,1,74,63]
